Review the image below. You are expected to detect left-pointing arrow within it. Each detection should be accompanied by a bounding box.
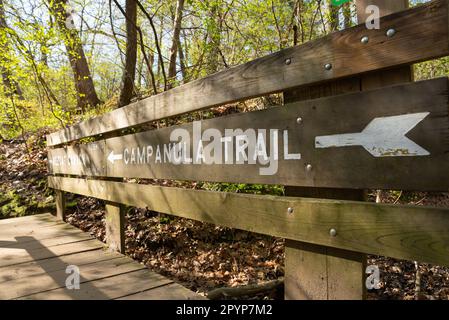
[108,151,123,164]
[315,112,430,157]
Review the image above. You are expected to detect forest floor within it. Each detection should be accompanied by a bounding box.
[1,131,449,300]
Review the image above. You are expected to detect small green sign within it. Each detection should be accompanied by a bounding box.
[331,0,351,6]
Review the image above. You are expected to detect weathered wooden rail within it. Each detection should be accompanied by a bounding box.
[47,0,449,299]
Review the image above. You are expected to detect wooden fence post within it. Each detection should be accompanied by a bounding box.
[284,0,411,300]
[282,80,367,300]
[285,240,366,299]
[355,0,412,89]
[55,190,65,221]
[105,202,126,253]
[284,181,367,299]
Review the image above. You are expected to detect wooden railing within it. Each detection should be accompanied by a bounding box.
[47,0,449,300]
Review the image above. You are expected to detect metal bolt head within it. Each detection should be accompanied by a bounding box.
[361,36,369,44]
[324,63,332,70]
[296,117,303,124]
[285,58,291,65]
[306,164,313,171]
[386,28,396,37]
[329,228,337,237]
[287,207,294,214]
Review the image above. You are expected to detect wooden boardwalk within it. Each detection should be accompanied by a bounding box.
[0,213,204,300]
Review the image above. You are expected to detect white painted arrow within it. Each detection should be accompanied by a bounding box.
[315,112,430,157]
[107,151,123,164]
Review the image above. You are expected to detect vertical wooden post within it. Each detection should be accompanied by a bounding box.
[285,241,366,299]
[105,202,126,253]
[355,0,409,25]
[355,0,412,89]
[284,151,367,299]
[55,190,66,221]
[283,80,367,299]
[284,0,410,300]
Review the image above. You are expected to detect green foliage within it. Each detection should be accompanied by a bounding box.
[0,98,67,139]
[415,57,449,81]
[0,190,29,218]
[0,0,447,143]
[200,182,284,196]
[159,214,173,224]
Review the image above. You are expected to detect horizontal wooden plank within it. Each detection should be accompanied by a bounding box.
[0,223,85,245]
[0,234,93,253]
[46,0,449,146]
[0,213,58,225]
[117,283,206,300]
[0,249,120,283]
[0,239,103,268]
[0,214,88,248]
[0,229,87,248]
[47,141,106,176]
[0,214,198,300]
[20,269,174,300]
[48,78,449,191]
[49,176,449,266]
[4,257,145,299]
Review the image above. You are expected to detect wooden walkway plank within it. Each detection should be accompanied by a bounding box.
[0,218,63,231]
[0,214,91,247]
[0,213,57,225]
[0,221,69,237]
[19,269,174,300]
[0,214,202,300]
[0,239,103,268]
[118,283,206,300]
[0,227,88,248]
[4,257,145,299]
[0,229,91,248]
[0,249,120,284]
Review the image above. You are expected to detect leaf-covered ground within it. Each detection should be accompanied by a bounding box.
[1,132,449,299]
[66,198,284,299]
[0,131,53,218]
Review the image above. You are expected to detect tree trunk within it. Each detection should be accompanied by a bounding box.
[118,0,137,107]
[48,0,100,112]
[168,0,185,84]
[177,37,186,81]
[156,16,164,86]
[329,0,339,32]
[0,0,24,99]
[205,2,222,75]
[137,56,143,89]
[343,2,352,29]
[145,52,154,89]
